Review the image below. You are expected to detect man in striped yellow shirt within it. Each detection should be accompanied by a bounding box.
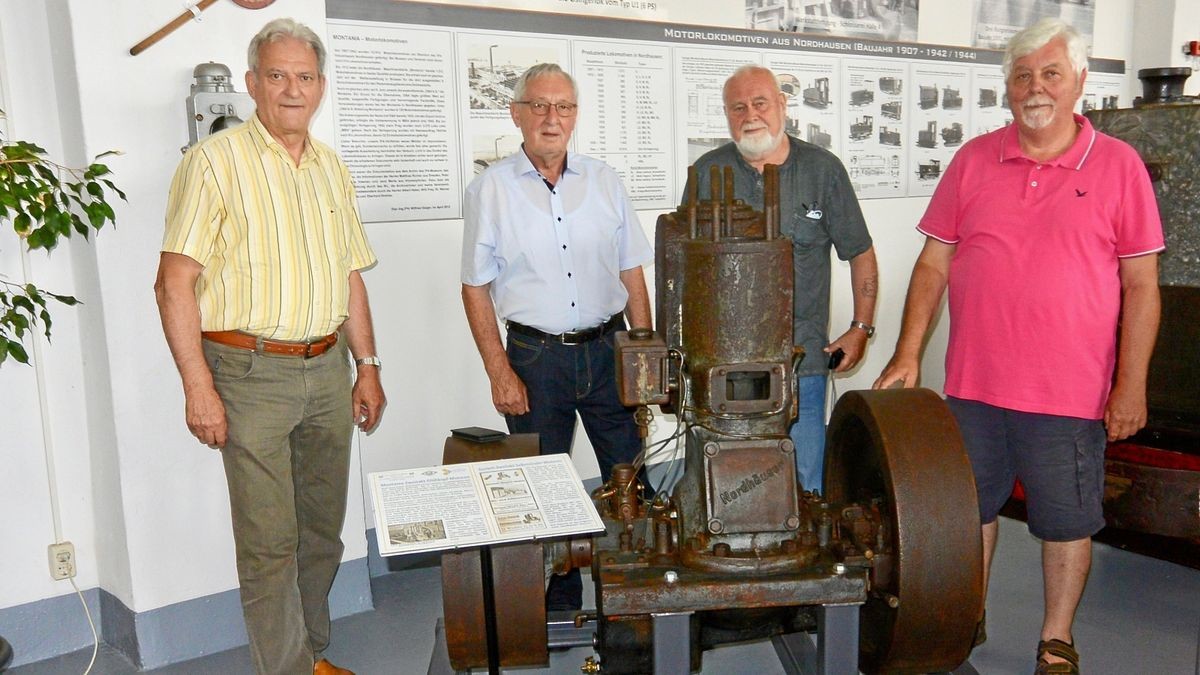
[154,18,382,675]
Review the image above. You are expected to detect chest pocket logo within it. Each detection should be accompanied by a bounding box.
[803,202,823,220]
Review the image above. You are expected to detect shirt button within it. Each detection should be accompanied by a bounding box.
[1031,181,1038,187]
[567,273,572,278]
[562,245,567,250]
[1036,165,1042,170]
[571,302,575,307]
[557,217,562,221]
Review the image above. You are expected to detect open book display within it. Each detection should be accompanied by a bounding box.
[369,454,605,556]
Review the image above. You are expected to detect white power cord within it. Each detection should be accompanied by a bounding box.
[68,577,98,674]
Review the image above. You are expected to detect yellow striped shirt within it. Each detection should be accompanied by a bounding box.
[162,115,376,341]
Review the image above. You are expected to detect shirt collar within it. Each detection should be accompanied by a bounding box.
[249,114,318,167]
[513,146,579,182]
[999,113,1097,170]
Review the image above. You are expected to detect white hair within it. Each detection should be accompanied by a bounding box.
[723,64,781,100]
[512,63,578,102]
[248,18,326,74]
[1003,18,1087,80]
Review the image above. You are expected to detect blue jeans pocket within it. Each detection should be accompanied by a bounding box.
[506,334,544,367]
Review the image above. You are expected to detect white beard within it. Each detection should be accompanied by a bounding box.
[735,127,784,159]
[1019,95,1056,130]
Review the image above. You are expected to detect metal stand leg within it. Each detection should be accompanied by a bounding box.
[772,604,860,675]
[652,612,692,675]
[817,604,859,675]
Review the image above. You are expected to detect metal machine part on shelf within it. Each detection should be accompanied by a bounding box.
[1084,67,1200,541]
[441,164,985,675]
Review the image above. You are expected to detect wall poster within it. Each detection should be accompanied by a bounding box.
[972,0,1095,51]
[746,0,919,43]
[326,0,1123,222]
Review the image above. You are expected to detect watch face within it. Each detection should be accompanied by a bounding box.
[232,0,276,8]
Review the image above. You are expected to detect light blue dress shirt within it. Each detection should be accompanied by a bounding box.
[462,149,653,334]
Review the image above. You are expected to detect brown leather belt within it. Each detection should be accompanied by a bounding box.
[201,330,338,358]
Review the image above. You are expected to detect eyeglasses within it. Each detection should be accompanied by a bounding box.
[513,100,579,117]
[726,99,775,117]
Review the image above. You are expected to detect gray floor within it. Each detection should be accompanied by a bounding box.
[12,518,1200,674]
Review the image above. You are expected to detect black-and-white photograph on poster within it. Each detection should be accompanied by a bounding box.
[746,0,919,42]
[840,57,908,198]
[908,62,971,197]
[970,65,1011,138]
[1080,71,1125,114]
[764,53,842,158]
[972,0,1095,51]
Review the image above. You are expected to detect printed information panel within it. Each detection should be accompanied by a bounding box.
[327,0,1125,222]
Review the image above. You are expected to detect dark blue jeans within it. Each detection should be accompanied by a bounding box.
[504,328,642,481]
[505,326,643,610]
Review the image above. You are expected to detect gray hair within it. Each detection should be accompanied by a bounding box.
[248,18,326,74]
[512,63,578,102]
[1003,18,1087,80]
[723,64,782,99]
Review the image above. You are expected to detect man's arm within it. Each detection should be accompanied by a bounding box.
[343,270,386,432]
[153,251,227,447]
[1104,254,1160,441]
[462,282,529,416]
[873,238,956,389]
[825,246,879,372]
[619,266,652,330]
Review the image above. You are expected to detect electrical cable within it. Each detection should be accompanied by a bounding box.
[69,576,97,675]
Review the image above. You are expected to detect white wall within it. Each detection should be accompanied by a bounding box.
[0,0,1167,661]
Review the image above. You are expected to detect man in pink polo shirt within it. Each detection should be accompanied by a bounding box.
[875,18,1163,675]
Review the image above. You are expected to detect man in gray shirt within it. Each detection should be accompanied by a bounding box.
[688,64,878,494]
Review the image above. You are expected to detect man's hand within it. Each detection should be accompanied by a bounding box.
[185,384,227,448]
[1104,381,1147,442]
[489,364,529,416]
[825,328,868,373]
[352,365,386,432]
[873,355,920,389]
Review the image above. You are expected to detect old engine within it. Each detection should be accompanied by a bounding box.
[442,165,984,674]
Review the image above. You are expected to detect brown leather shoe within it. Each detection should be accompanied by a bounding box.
[314,659,354,675]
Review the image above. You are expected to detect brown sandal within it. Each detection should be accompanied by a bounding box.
[972,610,987,648]
[1034,638,1080,674]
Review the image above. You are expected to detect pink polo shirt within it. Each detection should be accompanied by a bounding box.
[919,115,1164,419]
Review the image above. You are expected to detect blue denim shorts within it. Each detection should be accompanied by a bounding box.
[945,397,1107,542]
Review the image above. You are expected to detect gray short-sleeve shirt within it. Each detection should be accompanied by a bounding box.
[688,136,872,376]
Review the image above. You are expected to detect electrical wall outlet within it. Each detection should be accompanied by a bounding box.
[48,541,76,580]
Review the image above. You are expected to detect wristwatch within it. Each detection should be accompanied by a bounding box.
[850,320,875,338]
[355,356,382,368]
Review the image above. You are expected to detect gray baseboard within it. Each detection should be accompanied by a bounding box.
[0,586,101,668]
[0,556,372,670]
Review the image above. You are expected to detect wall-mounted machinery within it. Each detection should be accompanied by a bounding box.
[184,62,253,151]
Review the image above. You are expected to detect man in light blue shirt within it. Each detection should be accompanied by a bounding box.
[461,63,653,612]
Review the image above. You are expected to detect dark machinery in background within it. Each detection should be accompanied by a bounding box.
[940,122,963,147]
[917,159,941,180]
[916,120,938,148]
[850,88,875,106]
[941,86,962,110]
[879,77,902,96]
[918,84,938,110]
[849,115,874,141]
[804,77,831,109]
[977,87,997,108]
[806,122,832,150]
[1059,67,1200,555]
[440,164,986,674]
[879,126,901,146]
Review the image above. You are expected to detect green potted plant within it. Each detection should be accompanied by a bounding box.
[1,110,124,365]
